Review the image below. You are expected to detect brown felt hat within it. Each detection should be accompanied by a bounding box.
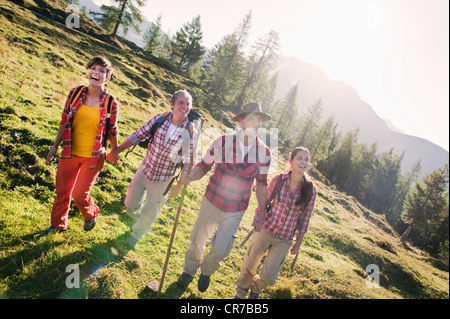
[232,102,271,122]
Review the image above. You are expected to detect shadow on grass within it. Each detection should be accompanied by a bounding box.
[1,219,135,299]
[139,281,191,299]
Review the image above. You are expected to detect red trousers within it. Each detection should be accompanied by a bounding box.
[51,155,104,229]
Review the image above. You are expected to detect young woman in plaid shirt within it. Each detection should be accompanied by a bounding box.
[234,146,317,299]
[45,56,119,233]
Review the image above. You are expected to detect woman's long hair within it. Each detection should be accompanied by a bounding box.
[289,147,313,211]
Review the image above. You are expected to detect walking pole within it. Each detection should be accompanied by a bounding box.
[156,167,191,297]
[149,119,202,297]
[239,229,254,248]
[290,251,299,272]
[290,227,302,272]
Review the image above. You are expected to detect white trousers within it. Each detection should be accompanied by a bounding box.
[183,197,245,277]
[125,164,170,240]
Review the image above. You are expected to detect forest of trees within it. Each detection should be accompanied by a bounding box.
[88,0,449,261]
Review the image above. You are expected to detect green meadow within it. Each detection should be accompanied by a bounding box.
[0,0,448,299]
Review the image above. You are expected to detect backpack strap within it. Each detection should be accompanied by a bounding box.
[124,111,171,158]
[265,174,286,212]
[69,85,86,111]
[102,93,113,148]
[148,111,172,144]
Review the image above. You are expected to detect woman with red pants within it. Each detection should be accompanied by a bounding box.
[45,56,119,232]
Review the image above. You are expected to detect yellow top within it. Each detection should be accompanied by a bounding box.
[71,104,100,158]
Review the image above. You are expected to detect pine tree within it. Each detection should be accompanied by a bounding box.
[388,160,422,228]
[235,30,280,109]
[401,165,449,245]
[344,142,378,200]
[318,129,359,186]
[143,14,162,53]
[274,83,298,143]
[170,15,205,73]
[202,11,252,104]
[296,99,323,147]
[368,149,403,214]
[91,0,146,38]
[309,115,337,163]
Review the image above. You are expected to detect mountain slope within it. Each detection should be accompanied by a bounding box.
[0,0,448,300]
[275,57,448,179]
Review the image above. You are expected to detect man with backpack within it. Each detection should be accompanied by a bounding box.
[176,102,272,293]
[107,89,197,249]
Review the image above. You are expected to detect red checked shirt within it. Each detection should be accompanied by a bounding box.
[257,173,317,240]
[60,86,119,168]
[196,133,271,212]
[128,112,195,182]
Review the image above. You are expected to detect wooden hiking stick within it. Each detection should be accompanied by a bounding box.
[290,251,299,271]
[154,119,203,297]
[154,156,192,297]
[239,229,254,248]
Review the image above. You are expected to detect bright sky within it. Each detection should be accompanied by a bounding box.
[93,0,449,151]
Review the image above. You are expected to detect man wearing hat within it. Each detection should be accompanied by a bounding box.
[176,102,272,293]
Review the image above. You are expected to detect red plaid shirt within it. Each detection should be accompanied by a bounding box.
[60,86,119,168]
[257,173,317,240]
[196,133,271,212]
[128,112,195,182]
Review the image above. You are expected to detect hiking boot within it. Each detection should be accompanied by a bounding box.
[44,226,66,233]
[84,217,97,231]
[248,291,260,299]
[176,272,194,289]
[198,274,210,292]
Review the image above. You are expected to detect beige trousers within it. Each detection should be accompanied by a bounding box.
[125,164,170,240]
[235,229,292,298]
[183,197,245,277]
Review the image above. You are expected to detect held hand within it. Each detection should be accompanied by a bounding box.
[252,213,265,232]
[178,171,192,185]
[46,147,57,165]
[290,241,301,255]
[106,150,120,163]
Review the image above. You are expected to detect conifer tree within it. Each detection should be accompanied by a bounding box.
[143,14,162,53]
[368,149,403,214]
[170,15,205,73]
[91,0,146,38]
[318,129,359,186]
[296,99,323,147]
[235,30,280,109]
[202,11,252,104]
[274,83,298,143]
[309,115,337,163]
[401,165,449,245]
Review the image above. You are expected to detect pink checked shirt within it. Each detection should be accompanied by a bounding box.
[256,173,317,240]
[128,112,195,182]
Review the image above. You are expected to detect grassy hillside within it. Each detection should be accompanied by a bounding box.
[0,0,448,299]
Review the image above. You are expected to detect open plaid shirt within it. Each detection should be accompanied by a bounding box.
[60,86,119,168]
[196,133,271,212]
[128,112,195,182]
[256,173,317,240]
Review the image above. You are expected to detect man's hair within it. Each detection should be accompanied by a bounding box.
[171,89,192,105]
